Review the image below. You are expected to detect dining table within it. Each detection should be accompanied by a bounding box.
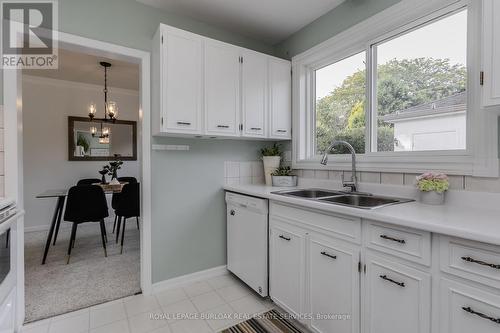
[36,183,127,265]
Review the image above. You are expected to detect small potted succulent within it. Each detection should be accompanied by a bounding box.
[261,143,282,186]
[416,172,449,205]
[104,158,124,185]
[271,166,297,187]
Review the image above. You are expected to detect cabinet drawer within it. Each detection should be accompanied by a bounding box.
[270,202,361,244]
[440,236,500,288]
[440,278,500,333]
[364,221,431,266]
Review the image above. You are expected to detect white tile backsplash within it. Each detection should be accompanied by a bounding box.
[381,172,404,185]
[224,161,265,185]
[314,170,328,179]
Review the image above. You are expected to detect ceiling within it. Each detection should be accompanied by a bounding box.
[24,49,139,91]
[137,0,346,44]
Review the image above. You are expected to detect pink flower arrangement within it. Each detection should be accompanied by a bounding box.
[416,172,449,193]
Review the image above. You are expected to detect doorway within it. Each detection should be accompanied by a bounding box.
[3,32,151,328]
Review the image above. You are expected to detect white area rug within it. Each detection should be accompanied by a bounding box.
[24,220,141,323]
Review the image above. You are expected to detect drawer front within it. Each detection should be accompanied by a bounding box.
[364,221,431,266]
[270,202,361,244]
[440,278,500,333]
[440,236,500,288]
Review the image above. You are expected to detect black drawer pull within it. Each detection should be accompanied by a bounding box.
[379,274,405,287]
[279,235,291,241]
[462,306,500,324]
[177,121,191,125]
[461,256,500,269]
[230,210,235,216]
[217,125,230,128]
[320,251,337,260]
[276,129,287,133]
[250,127,262,131]
[380,234,406,244]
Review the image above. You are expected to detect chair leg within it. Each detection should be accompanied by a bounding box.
[120,218,127,254]
[115,216,122,243]
[136,217,139,230]
[72,225,78,248]
[67,223,77,264]
[103,221,108,243]
[5,229,9,248]
[99,219,107,257]
[112,215,117,234]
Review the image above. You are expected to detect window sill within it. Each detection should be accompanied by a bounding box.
[292,153,499,177]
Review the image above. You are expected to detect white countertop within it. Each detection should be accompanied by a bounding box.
[223,183,500,246]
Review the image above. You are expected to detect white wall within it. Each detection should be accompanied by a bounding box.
[22,75,139,230]
[392,113,466,151]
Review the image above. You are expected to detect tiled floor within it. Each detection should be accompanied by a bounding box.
[21,273,275,333]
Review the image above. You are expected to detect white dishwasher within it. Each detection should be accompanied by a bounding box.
[226,192,268,297]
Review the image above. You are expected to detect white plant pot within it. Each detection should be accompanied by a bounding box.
[420,191,445,205]
[262,156,280,186]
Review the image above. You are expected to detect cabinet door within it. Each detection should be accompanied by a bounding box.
[440,278,500,333]
[363,253,431,333]
[162,27,203,134]
[308,234,360,333]
[269,223,306,316]
[269,58,291,139]
[204,40,240,136]
[241,51,267,138]
[482,0,500,106]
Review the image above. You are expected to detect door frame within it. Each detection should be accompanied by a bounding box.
[3,31,152,327]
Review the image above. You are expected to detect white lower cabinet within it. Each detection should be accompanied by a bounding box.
[440,278,500,333]
[308,233,360,333]
[363,253,431,333]
[269,221,306,317]
[268,202,500,333]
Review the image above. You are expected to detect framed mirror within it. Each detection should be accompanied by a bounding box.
[68,116,137,161]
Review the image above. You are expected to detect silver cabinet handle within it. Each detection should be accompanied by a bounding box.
[250,127,262,131]
[217,125,230,128]
[177,121,191,125]
[279,235,291,241]
[276,129,287,133]
[379,274,405,287]
[380,234,406,244]
[320,251,337,260]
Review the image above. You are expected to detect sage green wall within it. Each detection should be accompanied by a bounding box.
[274,0,402,59]
[1,0,277,284]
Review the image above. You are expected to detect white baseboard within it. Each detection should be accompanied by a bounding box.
[152,265,228,294]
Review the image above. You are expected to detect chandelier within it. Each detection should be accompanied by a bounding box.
[88,61,117,144]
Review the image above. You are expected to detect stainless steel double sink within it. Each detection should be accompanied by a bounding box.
[272,188,414,209]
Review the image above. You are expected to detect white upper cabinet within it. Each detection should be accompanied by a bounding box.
[153,26,203,135]
[482,0,500,106]
[152,23,291,139]
[269,58,292,139]
[241,50,268,138]
[204,40,241,136]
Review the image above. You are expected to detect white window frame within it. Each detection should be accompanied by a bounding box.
[292,0,499,177]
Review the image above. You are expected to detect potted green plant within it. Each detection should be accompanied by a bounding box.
[104,158,123,185]
[416,172,449,205]
[261,143,282,186]
[271,166,297,187]
[76,134,90,156]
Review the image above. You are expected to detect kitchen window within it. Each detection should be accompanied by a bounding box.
[314,9,467,156]
[294,0,495,176]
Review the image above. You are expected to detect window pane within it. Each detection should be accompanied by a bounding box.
[376,10,467,152]
[315,51,366,154]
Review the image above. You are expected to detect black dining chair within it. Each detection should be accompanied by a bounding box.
[115,183,140,254]
[76,178,101,186]
[63,185,109,264]
[112,177,139,235]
